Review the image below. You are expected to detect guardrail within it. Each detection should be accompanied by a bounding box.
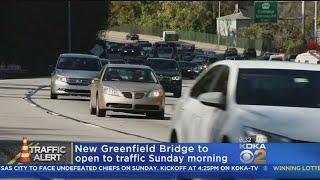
[107,24,263,51]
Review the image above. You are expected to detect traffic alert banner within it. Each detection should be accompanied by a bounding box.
[0,138,320,178]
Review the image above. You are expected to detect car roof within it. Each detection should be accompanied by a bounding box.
[106,64,151,69]
[60,53,98,59]
[214,60,320,71]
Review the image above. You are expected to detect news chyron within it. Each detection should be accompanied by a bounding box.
[0,139,71,164]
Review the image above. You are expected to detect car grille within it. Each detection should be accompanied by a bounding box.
[158,76,171,83]
[107,103,132,109]
[63,89,90,94]
[122,92,132,98]
[67,78,91,86]
[121,92,146,99]
[134,92,145,99]
[135,105,159,110]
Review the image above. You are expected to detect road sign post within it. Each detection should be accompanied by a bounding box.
[254,1,278,23]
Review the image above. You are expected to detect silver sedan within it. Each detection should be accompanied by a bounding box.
[90,64,165,119]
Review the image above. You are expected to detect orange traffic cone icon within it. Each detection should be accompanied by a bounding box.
[18,137,31,163]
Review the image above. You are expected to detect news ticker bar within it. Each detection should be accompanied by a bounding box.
[1,142,320,178]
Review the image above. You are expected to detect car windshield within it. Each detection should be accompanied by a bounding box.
[103,67,157,83]
[148,60,178,70]
[236,69,320,108]
[57,57,100,71]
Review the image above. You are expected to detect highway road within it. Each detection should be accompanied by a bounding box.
[0,77,194,142]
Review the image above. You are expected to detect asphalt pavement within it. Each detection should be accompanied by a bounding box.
[0,78,194,143]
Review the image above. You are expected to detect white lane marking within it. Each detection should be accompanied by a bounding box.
[83,123,100,128]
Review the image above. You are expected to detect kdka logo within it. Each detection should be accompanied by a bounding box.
[239,143,267,164]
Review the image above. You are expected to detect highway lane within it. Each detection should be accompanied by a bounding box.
[0,78,194,142]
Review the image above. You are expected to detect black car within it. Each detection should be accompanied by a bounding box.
[207,56,218,65]
[194,48,205,55]
[243,48,257,58]
[287,54,297,61]
[181,51,194,61]
[178,61,199,79]
[126,33,139,40]
[225,47,238,57]
[191,60,208,73]
[106,46,121,55]
[100,58,126,66]
[260,52,274,60]
[146,58,182,98]
[137,41,152,52]
[120,45,142,57]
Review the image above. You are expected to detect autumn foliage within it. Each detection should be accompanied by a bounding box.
[307,40,319,50]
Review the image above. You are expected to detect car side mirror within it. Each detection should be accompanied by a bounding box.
[198,92,226,110]
[91,78,99,84]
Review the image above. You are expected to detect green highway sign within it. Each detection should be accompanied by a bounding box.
[254,1,278,23]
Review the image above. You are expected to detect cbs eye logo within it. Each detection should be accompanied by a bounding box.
[240,149,266,164]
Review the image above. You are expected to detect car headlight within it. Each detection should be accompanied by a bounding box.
[148,89,164,98]
[56,75,67,83]
[187,69,191,72]
[171,76,181,81]
[103,86,121,96]
[243,126,292,143]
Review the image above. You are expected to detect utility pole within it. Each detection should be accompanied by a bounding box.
[302,1,305,39]
[218,1,221,45]
[315,1,317,41]
[218,1,221,18]
[68,1,72,53]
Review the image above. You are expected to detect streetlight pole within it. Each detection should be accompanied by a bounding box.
[218,1,221,45]
[315,1,317,42]
[218,1,221,18]
[302,1,305,39]
[68,1,72,53]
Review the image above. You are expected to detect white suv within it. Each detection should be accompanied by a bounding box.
[171,60,320,143]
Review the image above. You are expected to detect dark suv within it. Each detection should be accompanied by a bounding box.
[146,58,182,98]
[224,47,238,57]
[126,33,139,40]
[243,48,257,58]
